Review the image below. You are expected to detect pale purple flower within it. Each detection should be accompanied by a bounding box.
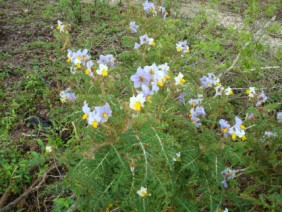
[219,119,230,137]
[221,179,228,188]
[159,6,167,19]
[130,67,151,88]
[221,168,236,188]
[246,113,255,120]
[134,43,141,49]
[95,103,112,123]
[60,88,77,103]
[97,54,115,68]
[177,92,186,105]
[256,91,268,107]
[137,84,154,99]
[199,73,220,89]
[195,106,206,116]
[139,34,150,45]
[129,21,139,33]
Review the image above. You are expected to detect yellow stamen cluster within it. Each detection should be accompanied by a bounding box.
[157,81,163,87]
[82,114,88,120]
[134,102,141,111]
[241,136,247,141]
[232,134,236,140]
[92,121,98,128]
[180,78,185,84]
[85,69,90,75]
[102,69,108,76]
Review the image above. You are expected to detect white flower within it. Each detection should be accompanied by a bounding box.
[96,64,109,76]
[174,72,185,85]
[215,85,224,96]
[137,187,151,197]
[129,94,146,111]
[224,87,233,96]
[246,87,256,97]
[46,146,52,153]
[134,43,141,49]
[57,20,65,33]
[173,152,181,162]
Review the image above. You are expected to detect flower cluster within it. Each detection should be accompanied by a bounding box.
[176,40,190,53]
[189,106,206,127]
[82,101,112,128]
[135,34,155,49]
[60,88,77,103]
[97,54,115,68]
[143,0,157,15]
[220,168,235,188]
[67,49,91,71]
[67,49,115,77]
[129,63,170,110]
[200,73,220,89]
[188,94,203,107]
[188,95,206,127]
[219,117,247,141]
[200,73,234,97]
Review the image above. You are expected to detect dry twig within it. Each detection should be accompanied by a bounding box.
[0,164,56,212]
